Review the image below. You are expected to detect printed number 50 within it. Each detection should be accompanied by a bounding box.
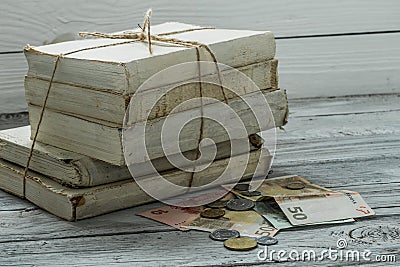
[287,206,307,220]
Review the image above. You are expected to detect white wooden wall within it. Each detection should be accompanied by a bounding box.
[1,0,399,114]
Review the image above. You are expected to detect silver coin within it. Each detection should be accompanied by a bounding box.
[209,229,240,241]
[233,183,250,191]
[256,236,278,246]
[286,181,305,190]
[240,190,261,197]
[226,198,255,211]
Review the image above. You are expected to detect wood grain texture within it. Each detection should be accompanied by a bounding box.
[277,33,400,98]
[0,216,398,266]
[0,94,399,265]
[1,0,400,52]
[0,54,27,114]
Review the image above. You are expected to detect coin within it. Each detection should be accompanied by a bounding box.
[206,200,227,208]
[286,181,305,190]
[240,190,262,197]
[224,237,258,251]
[233,183,250,191]
[200,208,225,219]
[256,236,278,246]
[226,198,255,211]
[209,229,240,241]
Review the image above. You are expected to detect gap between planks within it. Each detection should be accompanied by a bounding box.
[1,0,400,51]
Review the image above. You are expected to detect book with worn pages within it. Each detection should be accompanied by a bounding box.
[0,20,288,220]
[28,89,287,165]
[0,147,271,221]
[23,22,285,165]
[0,126,263,187]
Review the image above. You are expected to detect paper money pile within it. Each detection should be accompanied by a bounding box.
[138,174,375,251]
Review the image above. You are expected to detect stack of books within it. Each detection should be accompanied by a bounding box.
[0,22,288,220]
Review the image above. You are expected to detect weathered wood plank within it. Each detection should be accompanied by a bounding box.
[277,33,400,98]
[0,191,34,211]
[278,106,400,142]
[288,94,400,118]
[0,215,398,266]
[1,0,400,52]
[0,54,27,114]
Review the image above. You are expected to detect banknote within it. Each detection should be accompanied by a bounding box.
[137,189,234,231]
[275,190,375,225]
[137,205,202,231]
[226,175,334,201]
[172,188,233,207]
[254,198,354,229]
[182,210,278,238]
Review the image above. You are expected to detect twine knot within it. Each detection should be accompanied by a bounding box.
[78,8,217,55]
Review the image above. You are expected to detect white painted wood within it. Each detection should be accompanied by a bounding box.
[0,192,34,211]
[277,33,400,98]
[1,0,400,52]
[287,93,400,117]
[0,215,398,266]
[0,54,27,114]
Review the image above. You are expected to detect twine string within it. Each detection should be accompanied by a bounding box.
[22,56,62,196]
[22,9,226,197]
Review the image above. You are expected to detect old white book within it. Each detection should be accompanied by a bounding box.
[29,89,288,165]
[25,59,278,124]
[25,22,276,94]
[0,147,271,221]
[0,126,263,187]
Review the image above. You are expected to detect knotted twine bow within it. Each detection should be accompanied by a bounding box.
[22,9,227,197]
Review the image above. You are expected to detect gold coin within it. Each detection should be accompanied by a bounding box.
[224,237,258,251]
[200,208,225,219]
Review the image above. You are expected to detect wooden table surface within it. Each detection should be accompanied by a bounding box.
[0,94,399,266]
[0,1,399,265]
